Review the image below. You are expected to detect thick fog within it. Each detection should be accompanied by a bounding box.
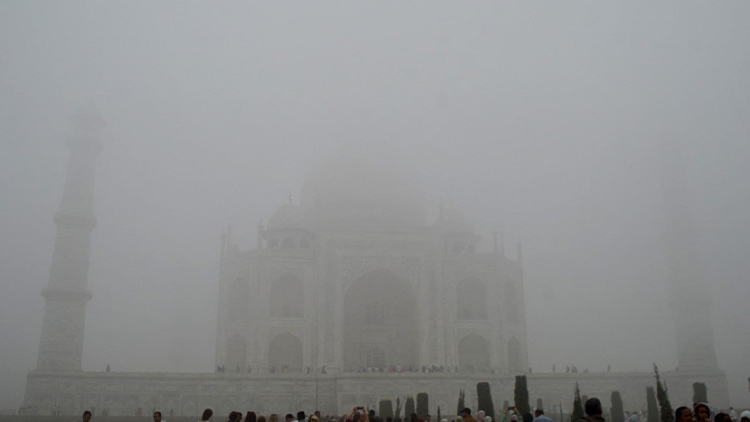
[1,1,749,411]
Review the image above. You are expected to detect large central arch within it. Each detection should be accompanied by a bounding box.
[343,269,420,371]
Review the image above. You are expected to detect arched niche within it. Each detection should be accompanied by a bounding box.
[343,269,420,371]
[227,278,249,321]
[457,277,488,320]
[458,333,490,372]
[226,334,247,370]
[268,332,303,373]
[505,283,521,325]
[269,273,304,318]
[508,336,523,373]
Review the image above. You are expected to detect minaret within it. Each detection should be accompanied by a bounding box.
[659,141,718,371]
[36,108,103,371]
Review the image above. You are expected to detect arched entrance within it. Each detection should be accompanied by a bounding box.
[508,336,522,372]
[268,332,303,373]
[226,334,247,369]
[343,269,420,371]
[458,333,490,372]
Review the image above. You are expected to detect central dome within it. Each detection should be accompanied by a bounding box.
[300,155,429,229]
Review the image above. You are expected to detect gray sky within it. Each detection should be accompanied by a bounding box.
[1,1,749,410]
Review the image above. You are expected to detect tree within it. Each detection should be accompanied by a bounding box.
[654,365,674,422]
[458,389,466,415]
[396,397,402,420]
[406,396,416,420]
[477,382,496,422]
[692,383,708,404]
[514,375,531,416]
[380,400,395,420]
[417,393,429,419]
[646,387,658,422]
[438,406,442,422]
[610,391,624,422]
[570,383,584,422]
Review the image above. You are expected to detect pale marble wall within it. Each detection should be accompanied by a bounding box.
[23,370,729,417]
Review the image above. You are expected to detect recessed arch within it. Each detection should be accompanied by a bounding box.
[505,283,521,325]
[268,332,303,373]
[343,269,420,371]
[508,336,522,373]
[227,278,249,321]
[457,277,488,320]
[270,273,304,318]
[458,333,490,372]
[226,334,247,370]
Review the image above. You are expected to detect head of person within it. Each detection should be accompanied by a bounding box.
[369,411,376,419]
[478,411,485,421]
[299,412,307,422]
[694,404,710,422]
[739,411,750,422]
[247,412,257,422]
[461,409,471,418]
[286,414,295,422]
[714,413,730,422]
[534,410,544,418]
[510,416,519,422]
[83,411,93,422]
[584,398,602,417]
[675,407,692,422]
[202,409,214,422]
[523,414,533,422]
[259,416,268,422]
[310,416,320,422]
[485,417,492,422]
[153,411,162,422]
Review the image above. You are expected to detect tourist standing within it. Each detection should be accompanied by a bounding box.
[201,409,214,422]
[533,409,553,422]
[461,408,478,422]
[578,399,605,422]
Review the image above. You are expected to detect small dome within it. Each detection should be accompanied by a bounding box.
[267,203,309,230]
[433,208,475,234]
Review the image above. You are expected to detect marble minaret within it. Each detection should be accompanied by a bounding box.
[659,141,719,371]
[36,108,103,371]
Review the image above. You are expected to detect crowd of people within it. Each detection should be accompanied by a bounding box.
[77,399,749,422]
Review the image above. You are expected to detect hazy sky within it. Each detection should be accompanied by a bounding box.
[1,1,749,410]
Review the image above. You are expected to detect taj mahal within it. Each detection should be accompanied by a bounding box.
[22,111,729,416]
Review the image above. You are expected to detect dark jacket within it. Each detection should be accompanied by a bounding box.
[580,415,606,422]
